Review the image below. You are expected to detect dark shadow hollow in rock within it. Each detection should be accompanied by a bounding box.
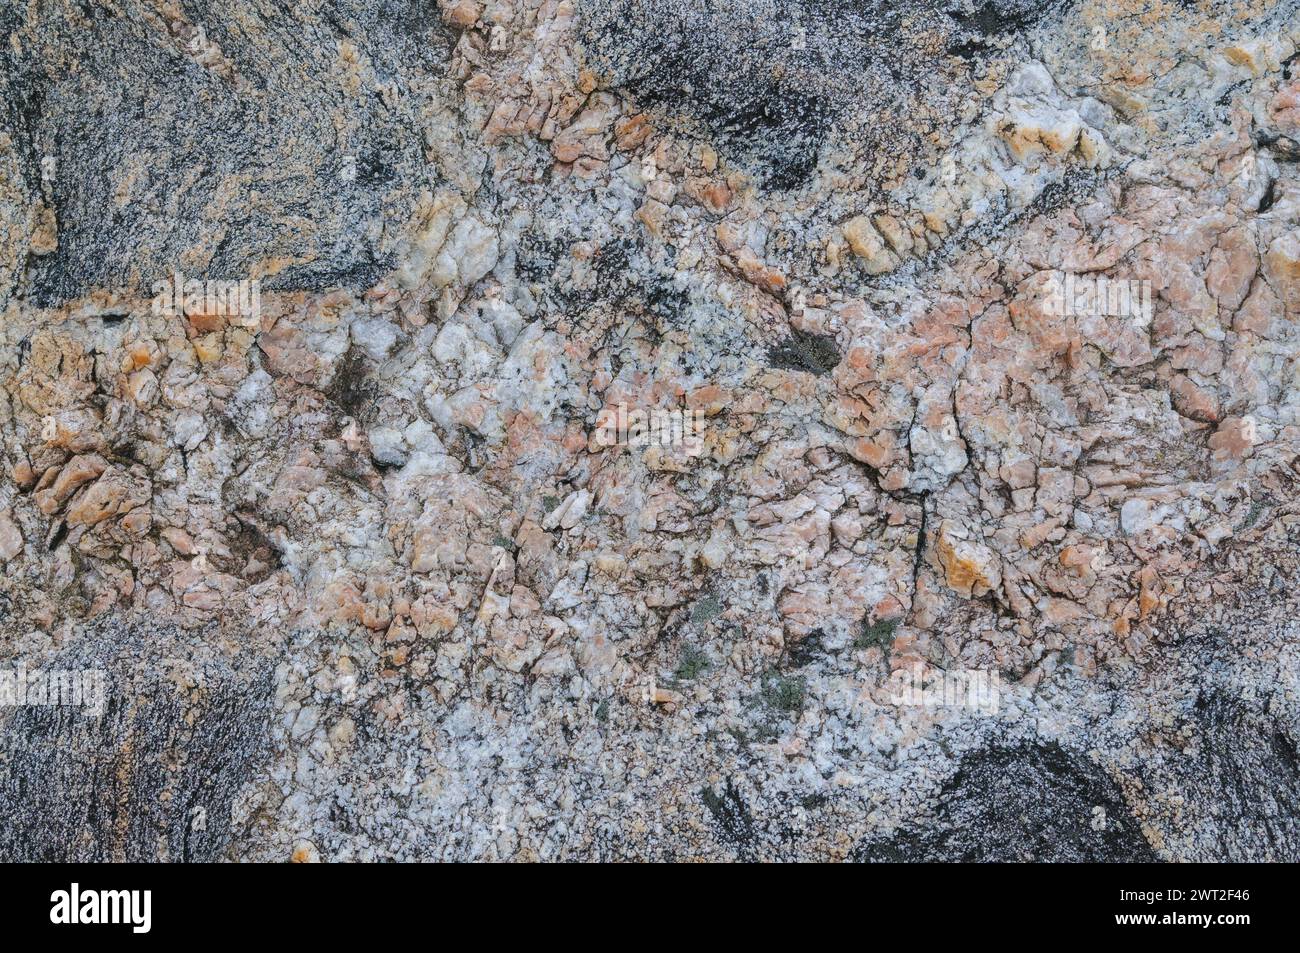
[853,743,1156,862]
[767,327,842,376]
[0,621,273,862]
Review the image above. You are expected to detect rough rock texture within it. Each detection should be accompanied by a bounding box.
[1,0,1299,860]
[0,618,272,862]
[854,743,1160,862]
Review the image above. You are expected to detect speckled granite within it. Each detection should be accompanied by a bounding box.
[1,0,1299,861]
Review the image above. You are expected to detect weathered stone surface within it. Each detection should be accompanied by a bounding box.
[1,0,1299,861]
[0,618,272,862]
[854,743,1158,863]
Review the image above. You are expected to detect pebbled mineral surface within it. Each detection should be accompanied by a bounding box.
[1,0,1299,861]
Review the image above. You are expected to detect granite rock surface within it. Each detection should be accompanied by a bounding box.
[1,0,1299,860]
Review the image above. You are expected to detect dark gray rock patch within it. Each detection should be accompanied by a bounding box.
[577,0,1075,191]
[0,0,455,305]
[0,619,273,862]
[854,743,1156,862]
